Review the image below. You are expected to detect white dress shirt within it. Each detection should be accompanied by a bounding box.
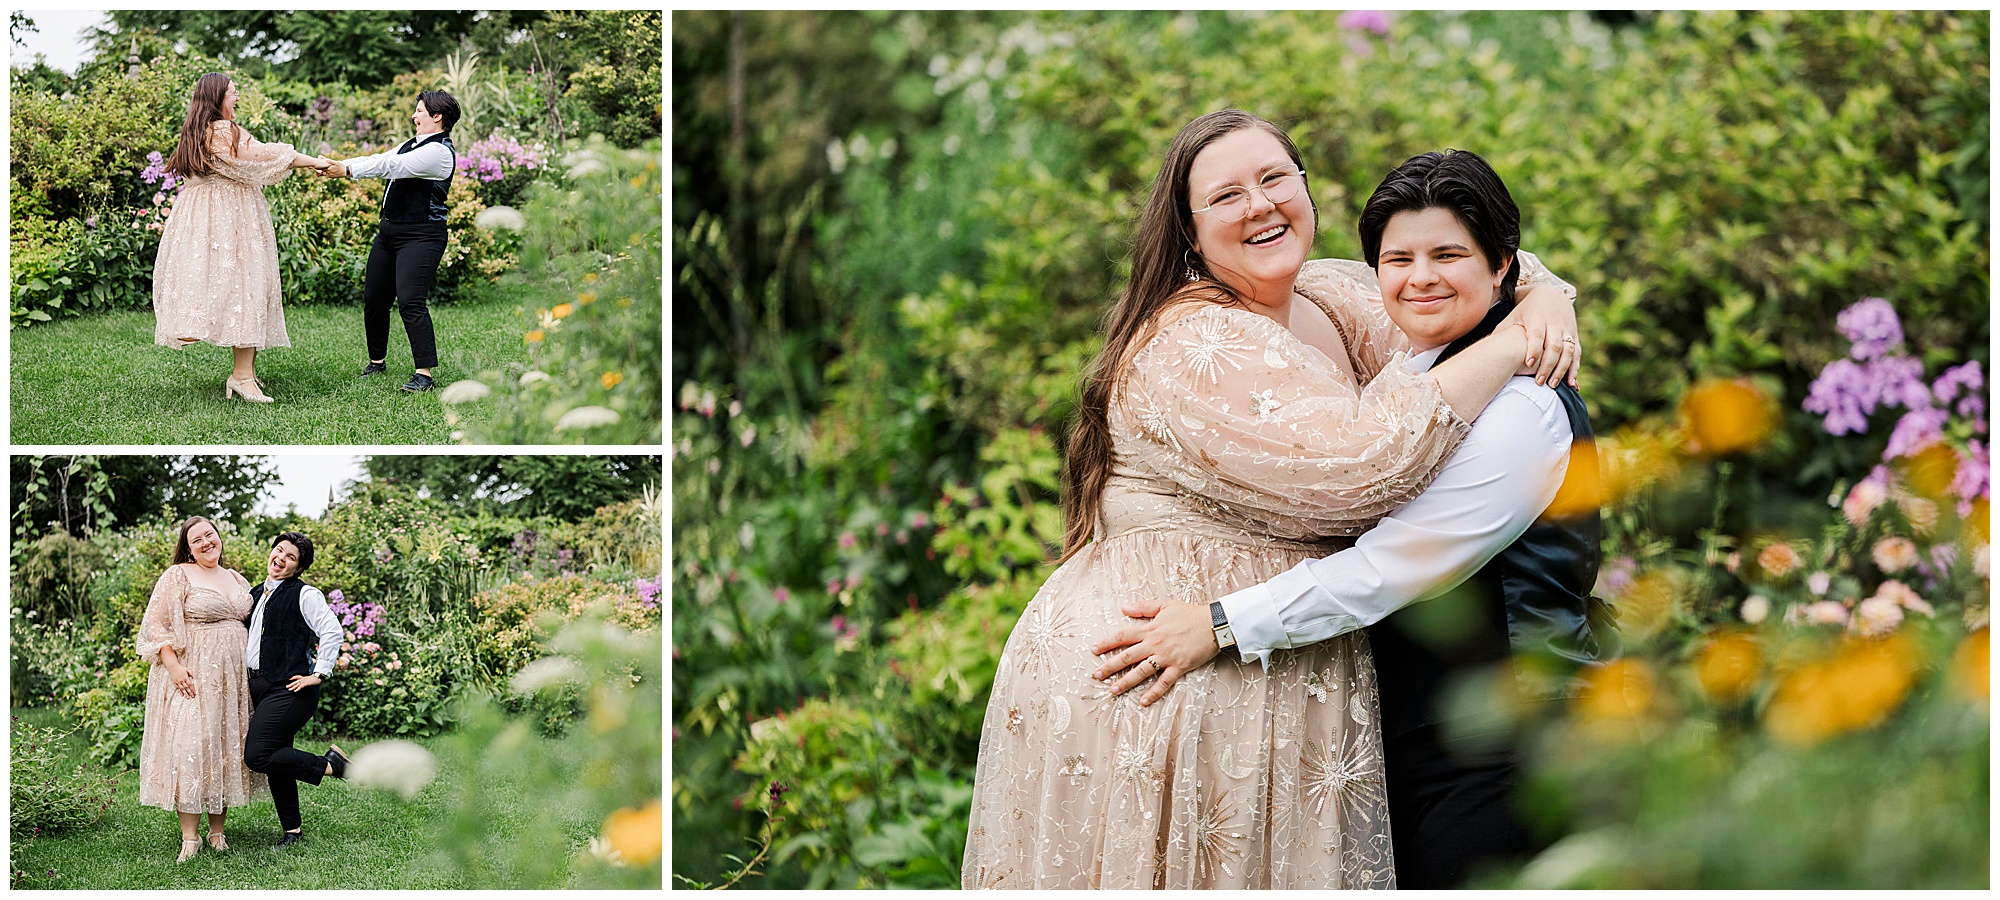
[343,133,455,181]
[1218,345,1575,668]
[246,580,346,678]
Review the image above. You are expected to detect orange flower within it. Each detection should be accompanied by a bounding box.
[1540,439,1604,521]
[1680,379,1775,457]
[1764,633,1920,746]
[602,371,624,390]
[601,799,662,866]
[578,291,597,305]
[1756,542,1802,581]
[1617,570,1681,643]
[1949,628,1989,702]
[1694,630,1762,704]
[1897,442,1959,501]
[552,303,574,320]
[1574,658,1657,740]
[525,330,546,344]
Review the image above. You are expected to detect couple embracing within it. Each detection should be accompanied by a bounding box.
[136,518,348,862]
[964,110,1615,888]
[151,72,460,401]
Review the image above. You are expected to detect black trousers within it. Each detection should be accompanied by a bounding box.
[1383,725,1534,889]
[363,219,447,369]
[245,670,328,832]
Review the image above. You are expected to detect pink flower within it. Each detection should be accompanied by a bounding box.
[827,579,842,595]
[1806,571,1832,596]
[1723,552,1741,574]
[837,532,857,550]
[773,586,790,604]
[1897,494,1940,535]
[1756,543,1801,580]
[374,678,387,686]
[1872,537,1919,574]
[1337,9,1393,35]
[1853,596,1904,636]
[1844,479,1888,527]
[1872,580,1933,617]
[1740,594,1770,624]
[1804,600,1849,626]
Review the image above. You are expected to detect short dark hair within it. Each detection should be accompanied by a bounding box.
[274,531,315,576]
[1357,149,1522,306]
[418,89,461,132]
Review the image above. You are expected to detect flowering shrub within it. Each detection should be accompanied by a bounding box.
[9,717,121,834]
[457,133,548,208]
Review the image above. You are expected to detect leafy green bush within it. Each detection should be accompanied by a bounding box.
[8,717,122,834]
[449,138,664,444]
[68,657,149,770]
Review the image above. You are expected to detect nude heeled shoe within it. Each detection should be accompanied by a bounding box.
[178,838,201,863]
[224,376,274,403]
[207,831,228,851]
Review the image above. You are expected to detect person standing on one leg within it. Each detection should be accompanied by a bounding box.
[320,90,460,392]
[243,532,350,846]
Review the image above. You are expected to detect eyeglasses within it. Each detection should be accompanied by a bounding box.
[1191,167,1308,223]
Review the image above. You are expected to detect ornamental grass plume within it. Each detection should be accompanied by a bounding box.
[556,406,621,431]
[1680,379,1776,457]
[1764,633,1920,746]
[348,739,438,799]
[438,380,492,404]
[474,205,527,231]
[511,655,585,693]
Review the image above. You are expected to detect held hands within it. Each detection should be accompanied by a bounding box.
[1088,598,1222,706]
[1504,287,1582,388]
[169,664,197,699]
[285,673,323,693]
[312,159,349,178]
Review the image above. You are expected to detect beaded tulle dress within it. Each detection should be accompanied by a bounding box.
[152,120,296,350]
[136,564,266,813]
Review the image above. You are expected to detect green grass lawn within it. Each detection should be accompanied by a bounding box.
[10,299,528,445]
[9,706,604,889]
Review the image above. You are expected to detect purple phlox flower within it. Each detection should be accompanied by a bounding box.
[329,589,345,602]
[1884,406,1950,459]
[1837,297,1904,360]
[84,214,97,229]
[1338,10,1393,36]
[1876,355,1935,412]
[1954,440,1990,514]
[635,577,661,608]
[1933,360,1986,424]
[1804,358,1879,435]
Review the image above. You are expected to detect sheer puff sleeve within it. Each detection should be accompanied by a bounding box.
[208,121,296,187]
[1296,250,1576,385]
[136,565,191,665]
[1119,303,1471,539]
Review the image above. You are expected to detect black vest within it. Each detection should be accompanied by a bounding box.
[380,132,455,224]
[1370,300,1617,740]
[247,578,318,679]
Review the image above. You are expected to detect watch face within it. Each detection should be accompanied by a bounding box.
[1215,623,1237,649]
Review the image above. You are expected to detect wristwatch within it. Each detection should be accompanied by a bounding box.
[1210,601,1238,658]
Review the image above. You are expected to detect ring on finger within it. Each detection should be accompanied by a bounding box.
[1146,658,1161,673]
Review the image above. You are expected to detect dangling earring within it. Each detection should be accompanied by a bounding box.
[1183,250,1201,283]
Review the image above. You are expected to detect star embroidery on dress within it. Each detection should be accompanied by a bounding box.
[1177,314,1253,386]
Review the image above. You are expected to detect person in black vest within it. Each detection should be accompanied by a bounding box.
[1091,150,1613,886]
[243,531,350,846]
[320,90,460,392]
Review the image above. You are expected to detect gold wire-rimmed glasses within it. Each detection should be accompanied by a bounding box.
[1191,167,1307,223]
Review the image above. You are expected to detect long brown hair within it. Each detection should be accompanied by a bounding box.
[164,72,242,178]
[1057,109,1311,563]
[172,515,225,568]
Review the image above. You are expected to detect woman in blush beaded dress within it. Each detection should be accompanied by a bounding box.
[136,516,266,862]
[152,72,332,403]
[961,110,1580,889]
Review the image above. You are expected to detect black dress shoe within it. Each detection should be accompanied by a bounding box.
[360,361,388,378]
[277,831,305,847]
[399,373,435,393]
[325,745,350,779]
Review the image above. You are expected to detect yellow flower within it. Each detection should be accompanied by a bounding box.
[1897,442,1959,501]
[617,297,633,308]
[1949,628,1989,703]
[583,272,598,284]
[1765,633,1920,746]
[1680,378,1776,457]
[577,292,596,305]
[1573,658,1657,741]
[552,303,574,320]
[1616,570,1681,643]
[629,175,645,188]
[601,799,662,866]
[601,371,623,390]
[1540,439,1603,521]
[1694,630,1762,704]
[525,329,546,344]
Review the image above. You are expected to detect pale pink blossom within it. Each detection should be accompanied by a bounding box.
[1873,579,1934,617]
[1740,594,1770,624]
[1804,600,1850,626]
[1806,571,1832,596]
[1896,494,1939,535]
[1844,478,1889,527]
[1853,596,1905,636]
[1872,537,1920,574]
[1756,543,1801,579]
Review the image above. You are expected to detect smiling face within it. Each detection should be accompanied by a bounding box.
[268,540,301,581]
[1186,127,1314,306]
[1375,206,1514,351]
[185,520,223,568]
[413,100,443,135]
[220,80,239,120]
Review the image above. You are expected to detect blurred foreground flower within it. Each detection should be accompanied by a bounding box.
[439,380,492,404]
[1541,439,1603,520]
[1680,378,1776,457]
[1755,542,1801,581]
[511,655,585,693]
[474,205,526,230]
[1948,628,1988,702]
[556,406,621,431]
[1614,570,1680,643]
[600,799,662,866]
[1574,659,1657,740]
[349,739,438,799]
[1694,631,1761,703]
[1764,633,1919,746]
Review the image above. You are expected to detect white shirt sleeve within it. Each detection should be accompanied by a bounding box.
[298,585,346,677]
[1219,376,1575,669]
[343,138,455,181]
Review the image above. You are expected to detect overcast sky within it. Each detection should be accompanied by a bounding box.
[11,10,109,73]
[258,455,368,519]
